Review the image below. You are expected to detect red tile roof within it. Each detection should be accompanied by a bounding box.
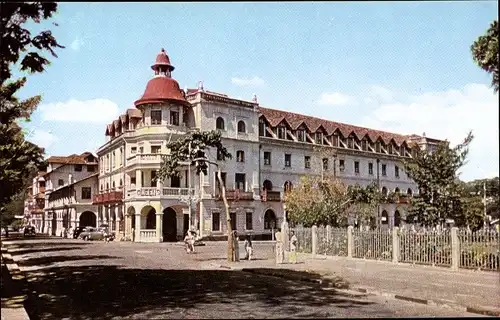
[259,106,422,146]
[47,152,97,165]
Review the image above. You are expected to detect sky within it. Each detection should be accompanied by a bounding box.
[14,2,499,182]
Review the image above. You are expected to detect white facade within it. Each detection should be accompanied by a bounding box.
[95,48,437,243]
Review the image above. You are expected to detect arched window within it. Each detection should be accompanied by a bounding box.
[112,181,115,189]
[263,180,273,191]
[106,183,109,190]
[407,188,413,196]
[236,150,245,162]
[381,210,389,225]
[394,187,400,194]
[216,117,225,130]
[119,179,123,187]
[264,209,277,230]
[394,210,401,227]
[284,181,293,193]
[381,187,388,196]
[237,120,246,133]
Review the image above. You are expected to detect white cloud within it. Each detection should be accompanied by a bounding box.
[369,85,394,103]
[359,83,499,181]
[28,130,58,149]
[39,99,120,123]
[231,76,265,87]
[70,38,84,51]
[317,92,357,106]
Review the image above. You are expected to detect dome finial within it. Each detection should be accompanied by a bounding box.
[161,48,165,53]
[252,94,258,103]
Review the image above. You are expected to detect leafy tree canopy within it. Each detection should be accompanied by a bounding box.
[1,2,63,211]
[471,20,498,93]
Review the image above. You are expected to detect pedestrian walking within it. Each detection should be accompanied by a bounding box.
[244,235,253,260]
[289,231,298,264]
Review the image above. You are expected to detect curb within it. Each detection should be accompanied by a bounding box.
[1,245,30,320]
[223,264,500,317]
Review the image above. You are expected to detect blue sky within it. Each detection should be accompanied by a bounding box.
[15,2,499,181]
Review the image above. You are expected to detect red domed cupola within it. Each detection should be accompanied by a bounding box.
[134,48,190,107]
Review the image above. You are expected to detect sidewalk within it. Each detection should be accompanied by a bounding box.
[1,249,30,320]
[221,253,500,315]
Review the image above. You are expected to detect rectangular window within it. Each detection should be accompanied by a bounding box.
[348,137,354,149]
[277,126,286,139]
[87,165,95,172]
[368,163,374,175]
[362,140,368,151]
[74,164,83,172]
[81,187,92,199]
[139,146,144,154]
[354,161,360,174]
[339,159,345,172]
[304,156,311,169]
[323,158,329,171]
[284,154,291,167]
[264,152,271,165]
[58,179,64,186]
[151,170,157,185]
[382,164,387,176]
[235,173,245,191]
[230,212,237,231]
[236,150,245,162]
[331,135,339,147]
[395,165,400,178]
[131,177,136,185]
[151,110,162,125]
[315,132,323,144]
[151,145,161,154]
[259,119,265,136]
[212,212,220,231]
[245,212,253,230]
[170,111,179,126]
[131,147,137,154]
[297,130,305,142]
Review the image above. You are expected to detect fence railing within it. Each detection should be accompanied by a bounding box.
[291,225,499,272]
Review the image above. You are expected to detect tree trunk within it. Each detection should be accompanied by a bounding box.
[217,168,233,262]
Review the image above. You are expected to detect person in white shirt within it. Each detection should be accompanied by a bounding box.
[289,231,298,264]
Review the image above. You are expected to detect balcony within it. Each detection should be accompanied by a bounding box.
[93,190,123,205]
[126,187,193,199]
[215,189,255,201]
[126,153,165,167]
[260,190,282,202]
[396,195,411,204]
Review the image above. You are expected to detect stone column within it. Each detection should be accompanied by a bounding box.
[136,169,142,189]
[347,226,353,258]
[115,205,120,237]
[392,227,399,263]
[451,227,459,271]
[134,213,141,242]
[311,225,318,256]
[156,212,162,242]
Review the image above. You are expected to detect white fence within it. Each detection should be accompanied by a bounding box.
[292,225,499,272]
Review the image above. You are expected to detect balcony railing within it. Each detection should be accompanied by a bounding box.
[93,190,123,204]
[260,190,282,202]
[125,187,193,199]
[126,153,166,166]
[215,189,255,201]
[139,229,157,242]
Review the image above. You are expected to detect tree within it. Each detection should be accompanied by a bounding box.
[285,174,351,227]
[404,131,475,227]
[1,2,63,214]
[157,130,234,260]
[471,20,498,93]
[346,182,383,228]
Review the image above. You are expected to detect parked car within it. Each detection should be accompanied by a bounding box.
[23,226,36,237]
[73,226,87,239]
[78,227,105,241]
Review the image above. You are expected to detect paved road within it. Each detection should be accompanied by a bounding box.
[1,238,486,319]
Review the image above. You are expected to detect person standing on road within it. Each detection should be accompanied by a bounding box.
[244,235,253,260]
[289,231,298,264]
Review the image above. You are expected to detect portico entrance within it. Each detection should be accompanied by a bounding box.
[162,207,177,242]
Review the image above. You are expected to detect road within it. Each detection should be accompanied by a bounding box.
[1,237,485,319]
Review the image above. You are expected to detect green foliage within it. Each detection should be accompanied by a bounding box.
[346,182,382,224]
[471,20,499,93]
[404,131,476,227]
[157,130,232,181]
[0,2,62,213]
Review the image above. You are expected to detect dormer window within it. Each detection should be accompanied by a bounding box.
[297,130,305,142]
[331,134,339,147]
[259,118,266,136]
[315,132,323,144]
[348,137,355,149]
[237,121,246,133]
[236,150,245,162]
[151,110,162,125]
[361,139,368,151]
[375,141,381,153]
[277,126,286,139]
[388,143,393,154]
[216,117,225,130]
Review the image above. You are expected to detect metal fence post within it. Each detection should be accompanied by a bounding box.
[312,225,317,256]
[347,226,353,258]
[451,227,459,271]
[392,227,399,263]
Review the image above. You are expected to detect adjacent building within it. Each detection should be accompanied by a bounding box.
[94,47,440,243]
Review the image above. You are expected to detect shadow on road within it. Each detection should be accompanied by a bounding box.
[22,264,373,320]
[7,246,89,256]
[4,241,91,250]
[17,255,122,267]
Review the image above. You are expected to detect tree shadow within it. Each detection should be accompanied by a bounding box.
[8,246,88,256]
[6,241,91,250]
[22,265,375,320]
[17,255,122,267]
